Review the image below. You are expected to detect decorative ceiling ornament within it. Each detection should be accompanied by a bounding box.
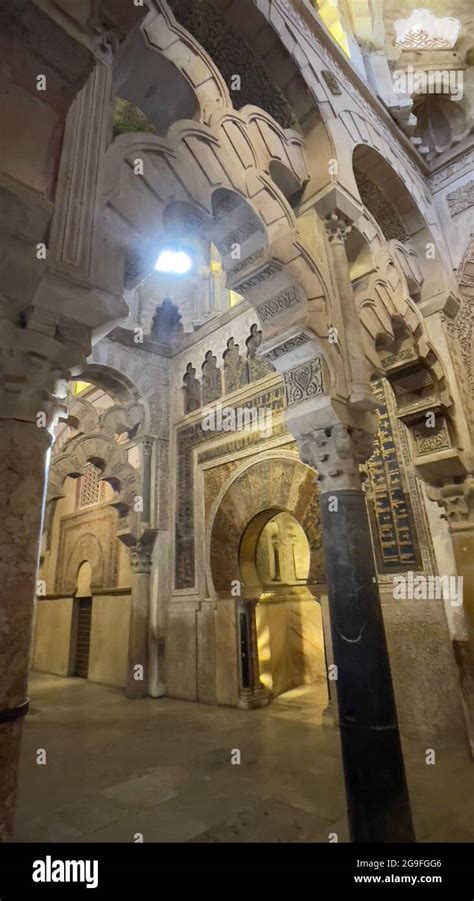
[394,9,461,50]
[412,94,472,160]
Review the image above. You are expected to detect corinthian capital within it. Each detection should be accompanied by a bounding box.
[297,423,375,492]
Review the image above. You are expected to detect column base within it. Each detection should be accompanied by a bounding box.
[322,702,336,727]
[238,686,271,710]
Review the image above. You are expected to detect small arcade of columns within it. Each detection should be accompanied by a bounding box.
[0,0,473,847]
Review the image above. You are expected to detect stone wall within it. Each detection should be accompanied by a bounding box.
[382,594,466,742]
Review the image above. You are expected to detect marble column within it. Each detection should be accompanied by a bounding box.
[126,540,153,699]
[298,423,415,843]
[237,599,269,709]
[0,319,84,840]
[0,422,51,840]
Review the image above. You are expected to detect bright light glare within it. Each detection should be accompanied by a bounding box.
[155,249,192,275]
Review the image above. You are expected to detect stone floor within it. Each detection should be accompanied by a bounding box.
[12,673,474,843]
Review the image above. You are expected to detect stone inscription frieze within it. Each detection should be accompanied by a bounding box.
[257,285,301,323]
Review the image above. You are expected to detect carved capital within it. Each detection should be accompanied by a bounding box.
[427,476,474,524]
[324,212,352,244]
[297,423,375,492]
[130,540,153,574]
[0,320,88,430]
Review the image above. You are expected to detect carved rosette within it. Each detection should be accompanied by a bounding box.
[297,423,375,492]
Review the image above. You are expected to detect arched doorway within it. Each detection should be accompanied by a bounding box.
[208,454,330,710]
[239,509,328,709]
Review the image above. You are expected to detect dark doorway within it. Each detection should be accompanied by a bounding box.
[74,597,92,679]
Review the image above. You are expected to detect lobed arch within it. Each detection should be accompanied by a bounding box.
[98,106,341,394]
[351,145,453,303]
[47,433,139,514]
[63,392,146,444]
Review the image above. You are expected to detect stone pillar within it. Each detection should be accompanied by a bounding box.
[0,423,50,840]
[324,213,375,409]
[298,423,415,843]
[0,320,86,840]
[427,478,474,750]
[428,479,474,640]
[126,539,154,699]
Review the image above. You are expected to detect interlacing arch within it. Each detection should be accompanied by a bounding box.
[98,104,342,394]
[47,434,138,516]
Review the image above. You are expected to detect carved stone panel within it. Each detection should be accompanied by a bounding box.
[411,417,452,456]
[284,358,324,406]
[55,505,118,594]
[447,180,474,217]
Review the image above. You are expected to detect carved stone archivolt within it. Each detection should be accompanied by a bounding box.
[209,455,326,593]
[167,0,297,129]
[354,168,409,243]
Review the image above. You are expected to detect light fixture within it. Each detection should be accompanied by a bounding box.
[155,249,192,275]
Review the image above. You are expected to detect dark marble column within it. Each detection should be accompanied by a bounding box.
[237,599,270,710]
[299,423,415,843]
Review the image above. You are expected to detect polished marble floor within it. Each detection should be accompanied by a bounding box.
[13,673,474,843]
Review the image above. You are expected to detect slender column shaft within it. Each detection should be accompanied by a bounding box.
[126,545,152,699]
[298,423,415,842]
[320,489,414,841]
